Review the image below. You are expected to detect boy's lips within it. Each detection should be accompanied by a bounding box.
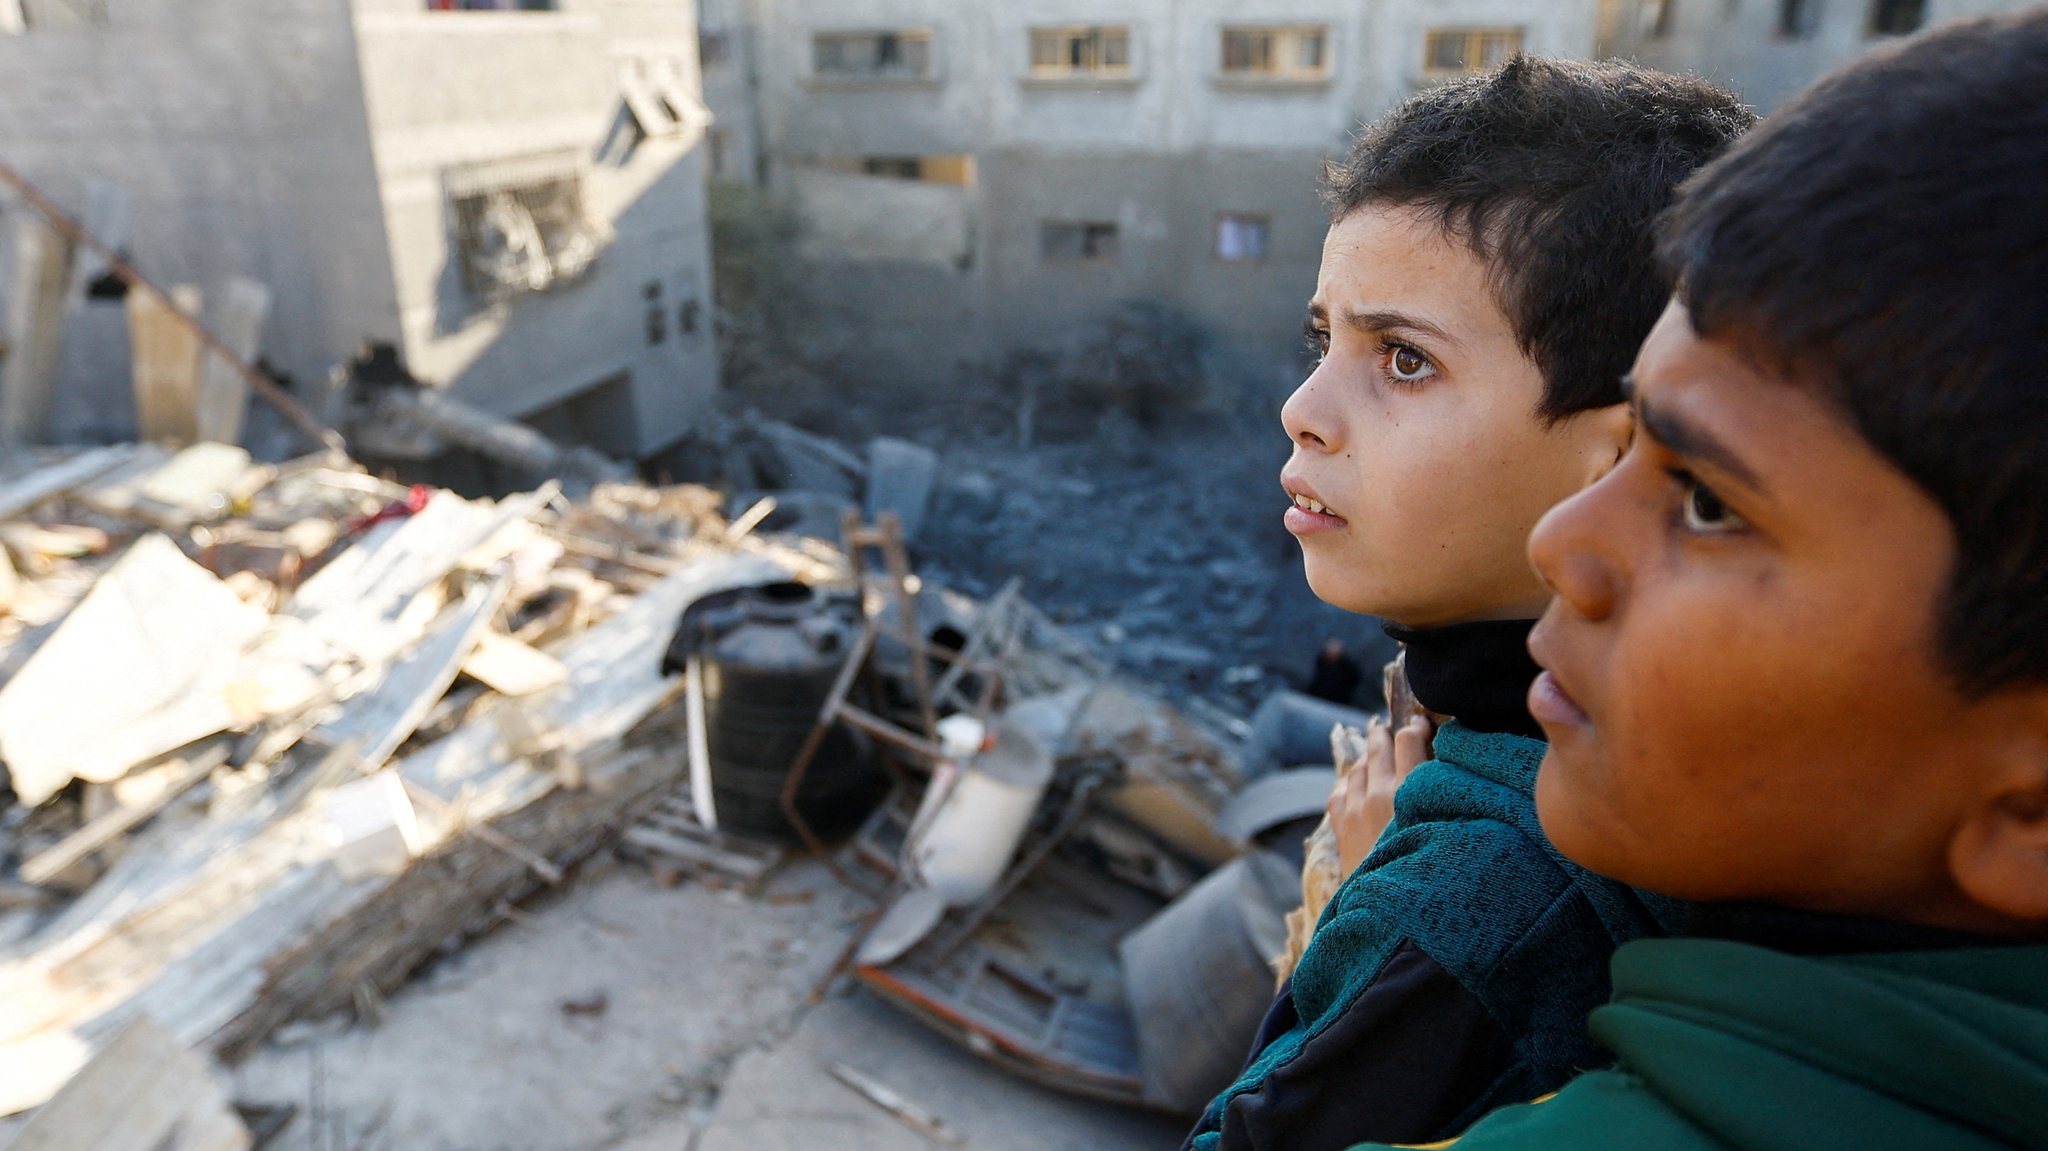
[1529,670,1591,729]
[1282,476,1347,535]
[1527,628,1593,729]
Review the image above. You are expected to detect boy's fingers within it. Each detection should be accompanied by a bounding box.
[1364,716,1394,784]
[1392,718,1434,779]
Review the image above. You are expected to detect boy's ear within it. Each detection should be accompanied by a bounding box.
[1950,690,2048,927]
[1573,402,1635,486]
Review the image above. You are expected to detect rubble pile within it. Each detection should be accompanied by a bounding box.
[675,412,1388,716]
[0,440,825,1123]
[0,433,1346,1143]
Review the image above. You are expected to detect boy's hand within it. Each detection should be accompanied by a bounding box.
[1328,715,1436,876]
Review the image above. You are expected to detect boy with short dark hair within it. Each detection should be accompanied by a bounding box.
[1341,11,2048,1148]
[1186,58,1752,1150]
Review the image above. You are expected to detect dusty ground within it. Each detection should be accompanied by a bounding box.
[221,854,1188,1151]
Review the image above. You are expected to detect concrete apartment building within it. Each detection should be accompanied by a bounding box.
[696,0,1598,393]
[1598,0,2039,110]
[0,0,716,458]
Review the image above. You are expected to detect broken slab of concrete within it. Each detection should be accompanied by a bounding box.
[865,436,938,541]
[194,277,270,448]
[8,1015,249,1151]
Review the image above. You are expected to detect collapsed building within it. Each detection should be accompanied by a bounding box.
[0,0,719,461]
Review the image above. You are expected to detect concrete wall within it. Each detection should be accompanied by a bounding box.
[352,0,720,456]
[1602,0,2036,111]
[711,0,1597,395]
[0,0,398,444]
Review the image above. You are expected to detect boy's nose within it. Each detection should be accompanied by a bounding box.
[1281,367,1338,452]
[1529,479,1621,621]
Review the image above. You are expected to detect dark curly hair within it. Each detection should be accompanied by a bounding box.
[1324,56,1755,421]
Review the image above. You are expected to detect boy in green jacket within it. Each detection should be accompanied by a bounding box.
[1189,58,1752,1151]
[1347,11,2048,1149]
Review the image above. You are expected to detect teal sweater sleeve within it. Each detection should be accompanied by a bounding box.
[1192,724,1685,1146]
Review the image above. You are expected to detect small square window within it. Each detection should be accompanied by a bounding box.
[700,30,730,66]
[1216,215,1270,262]
[1043,221,1119,262]
[1869,0,1924,35]
[1779,0,1822,37]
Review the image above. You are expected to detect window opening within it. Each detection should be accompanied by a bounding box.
[1030,25,1132,77]
[1216,215,1270,262]
[814,29,934,79]
[1220,25,1330,79]
[1042,221,1119,262]
[1424,27,1524,74]
[450,163,606,299]
[1869,0,1924,34]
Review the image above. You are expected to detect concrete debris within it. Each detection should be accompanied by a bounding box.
[6,1015,250,1151]
[0,418,1359,1138]
[0,442,802,1116]
[864,435,939,541]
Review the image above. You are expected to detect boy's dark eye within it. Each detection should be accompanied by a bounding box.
[1390,346,1429,379]
[1676,472,1748,534]
[1377,340,1437,385]
[1303,319,1330,361]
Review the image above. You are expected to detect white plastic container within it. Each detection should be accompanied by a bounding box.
[908,719,1054,907]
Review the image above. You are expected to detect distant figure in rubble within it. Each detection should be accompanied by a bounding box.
[1183,58,1753,1151]
[1303,638,1363,707]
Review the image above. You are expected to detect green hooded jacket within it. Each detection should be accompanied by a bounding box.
[1349,937,2048,1151]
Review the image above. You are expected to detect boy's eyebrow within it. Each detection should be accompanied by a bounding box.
[1343,308,1460,348]
[1623,373,1765,491]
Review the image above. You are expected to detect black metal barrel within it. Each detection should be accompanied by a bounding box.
[692,582,885,839]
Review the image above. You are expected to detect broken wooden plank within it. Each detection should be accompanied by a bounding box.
[0,534,268,806]
[194,277,269,447]
[19,746,227,887]
[290,486,553,666]
[460,629,569,696]
[0,444,135,521]
[7,1015,249,1151]
[316,577,509,773]
[67,440,175,516]
[129,283,205,446]
[623,817,781,883]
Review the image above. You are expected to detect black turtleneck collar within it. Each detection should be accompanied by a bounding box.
[1380,618,1544,740]
[1685,903,2025,955]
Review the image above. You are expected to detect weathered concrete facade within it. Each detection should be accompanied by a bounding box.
[0,0,717,457]
[1599,0,2037,110]
[701,0,1598,393]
